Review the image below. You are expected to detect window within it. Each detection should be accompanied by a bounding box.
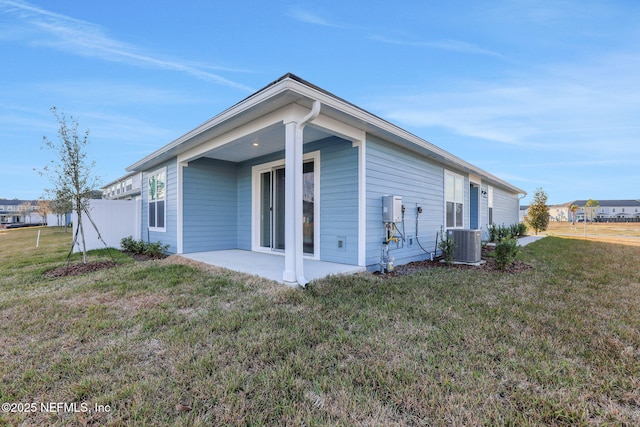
[488,186,494,225]
[445,170,464,228]
[148,168,166,231]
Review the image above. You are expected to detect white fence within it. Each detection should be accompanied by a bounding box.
[72,199,141,252]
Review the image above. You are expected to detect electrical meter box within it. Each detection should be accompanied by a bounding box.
[382,195,402,223]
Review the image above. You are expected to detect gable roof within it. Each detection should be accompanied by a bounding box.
[128,73,525,195]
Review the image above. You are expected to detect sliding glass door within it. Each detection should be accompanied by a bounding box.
[259,161,314,254]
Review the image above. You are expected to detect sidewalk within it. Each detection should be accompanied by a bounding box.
[518,235,546,246]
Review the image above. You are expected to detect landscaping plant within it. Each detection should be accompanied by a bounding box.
[494,235,520,270]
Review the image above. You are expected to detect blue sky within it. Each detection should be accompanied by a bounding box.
[1,0,639,205]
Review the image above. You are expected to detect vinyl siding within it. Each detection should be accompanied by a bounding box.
[182,158,238,252]
[491,186,520,227]
[236,136,358,263]
[141,159,178,253]
[310,137,358,265]
[365,136,445,270]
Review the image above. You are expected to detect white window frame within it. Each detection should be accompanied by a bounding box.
[444,170,465,229]
[251,151,320,259]
[488,186,494,225]
[147,167,167,232]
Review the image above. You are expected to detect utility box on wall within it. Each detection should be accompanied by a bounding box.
[382,195,402,223]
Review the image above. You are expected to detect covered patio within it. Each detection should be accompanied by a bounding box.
[181,249,366,284]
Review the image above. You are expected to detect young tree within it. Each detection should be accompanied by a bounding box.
[40,107,99,262]
[568,204,579,225]
[37,199,51,225]
[585,199,600,222]
[18,201,33,223]
[50,192,73,229]
[527,188,550,235]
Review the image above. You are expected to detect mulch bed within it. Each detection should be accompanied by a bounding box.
[377,247,533,278]
[43,261,119,278]
[42,252,167,278]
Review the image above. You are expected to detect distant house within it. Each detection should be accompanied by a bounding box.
[0,199,61,226]
[551,200,640,222]
[101,172,142,200]
[0,199,43,224]
[126,73,525,285]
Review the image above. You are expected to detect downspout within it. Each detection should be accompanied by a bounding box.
[295,100,321,288]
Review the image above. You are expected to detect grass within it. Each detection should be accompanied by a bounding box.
[1,227,640,425]
[544,221,640,246]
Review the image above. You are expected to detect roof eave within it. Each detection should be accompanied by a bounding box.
[127,73,526,195]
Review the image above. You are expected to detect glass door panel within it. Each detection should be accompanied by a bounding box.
[274,167,286,250]
[303,161,314,254]
[260,171,271,248]
[258,160,314,255]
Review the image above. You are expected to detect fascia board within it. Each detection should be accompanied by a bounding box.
[127,75,526,195]
[285,79,527,195]
[127,79,298,172]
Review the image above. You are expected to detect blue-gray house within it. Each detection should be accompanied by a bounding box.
[127,74,525,286]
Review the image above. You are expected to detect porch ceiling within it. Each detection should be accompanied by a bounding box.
[198,122,334,163]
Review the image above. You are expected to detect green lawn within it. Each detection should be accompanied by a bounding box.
[1,227,639,426]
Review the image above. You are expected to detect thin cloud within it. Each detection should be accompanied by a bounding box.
[287,7,342,28]
[0,0,254,92]
[370,35,504,57]
[370,50,640,155]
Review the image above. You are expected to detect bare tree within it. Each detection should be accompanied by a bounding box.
[50,192,73,229]
[39,107,99,262]
[37,199,51,225]
[18,201,33,223]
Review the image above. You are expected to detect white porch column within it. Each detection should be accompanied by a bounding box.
[282,101,320,287]
[283,121,297,284]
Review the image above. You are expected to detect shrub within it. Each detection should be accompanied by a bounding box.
[438,227,456,266]
[143,241,170,258]
[489,223,527,242]
[494,236,520,270]
[120,236,144,253]
[120,236,169,259]
[517,222,528,237]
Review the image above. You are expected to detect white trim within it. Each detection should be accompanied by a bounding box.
[251,150,321,260]
[353,138,367,267]
[147,166,167,233]
[176,162,187,253]
[444,169,465,229]
[129,75,525,196]
[177,104,298,165]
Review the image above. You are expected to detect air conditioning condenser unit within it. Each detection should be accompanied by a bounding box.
[447,229,482,263]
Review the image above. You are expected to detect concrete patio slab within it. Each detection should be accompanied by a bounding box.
[181,249,365,284]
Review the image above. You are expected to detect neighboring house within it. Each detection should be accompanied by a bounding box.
[0,199,65,226]
[565,200,640,222]
[548,203,569,222]
[0,199,38,224]
[101,172,142,200]
[126,73,525,285]
[519,205,529,223]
